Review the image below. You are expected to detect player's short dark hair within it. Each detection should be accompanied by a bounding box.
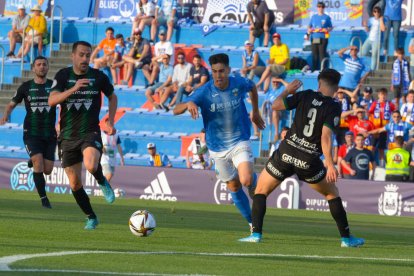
[318,68,341,87]
[72,41,92,53]
[193,54,201,60]
[209,53,229,67]
[106,27,114,33]
[31,56,48,68]
[394,135,404,146]
[115,33,124,39]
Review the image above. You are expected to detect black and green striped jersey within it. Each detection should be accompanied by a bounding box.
[12,79,56,138]
[51,66,114,139]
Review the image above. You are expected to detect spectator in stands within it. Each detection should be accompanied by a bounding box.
[359,86,375,111]
[338,46,370,92]
[341,134,376,180]
[101,129,125,183]
[391,48,411,110]
[246,0,275,47]
[6,4,30,58]
[241,40,259,80]
[252,77,287,140]
[145,54,173,109]
[144,29,174,86]
[90,27,117,82]
[400,90,414,126]
[409,38,414,78]
[123,29,152,85]
[385,136,410,181]
[337,131,355,179]
[159,52,192,109]
[342,107,375,151]
[255,33,290,92]
[186,129,210,170]
[110,34,131,85]
[147,142,172,167]
[306,2,333,71]
[361,6,386,70]
[336,89,354,145]
[174,54,209,105]
[131,0,156,42]
[368,88,396,166]
[17,5,47,58]
[383,0,402,56]
[269,126,289,157]
[154,0,178,42]
[404,135,414,181]
[369,110,413,150]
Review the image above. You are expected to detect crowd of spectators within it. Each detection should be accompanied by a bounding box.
[3,1,413,180]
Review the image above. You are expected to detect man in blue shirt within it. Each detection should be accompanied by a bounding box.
[145,54,173,109]
[338,46,371,91]
[174,53,265,233]
[383,0,402,56]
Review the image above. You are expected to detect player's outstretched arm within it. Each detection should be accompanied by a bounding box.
[272,79,302,111]
[173,103,188,115]
[321,126,338,183]
[174,102,199,119]
[249,85,265,130]
[0,101,17,125]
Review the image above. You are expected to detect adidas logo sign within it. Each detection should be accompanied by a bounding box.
[140,171,177,201]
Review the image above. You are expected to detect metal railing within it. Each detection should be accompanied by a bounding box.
[49,5,64,56]
[0,45,5,87]
[350,36,363,53]
[20,26,35,72]
[320,57,332,71]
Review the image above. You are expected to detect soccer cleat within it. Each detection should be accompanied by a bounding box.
[341,235,365,248]
[238,232,262,243]
[100,179,115,204]
[41,197,52,209]
[84,217,99,230]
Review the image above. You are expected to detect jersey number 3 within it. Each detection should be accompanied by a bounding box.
[303,108,317,137]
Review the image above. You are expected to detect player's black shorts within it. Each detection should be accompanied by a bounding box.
[372,132,387,150]
[265,142,326,184]
[59,132,103,168]
[23,135,57,161]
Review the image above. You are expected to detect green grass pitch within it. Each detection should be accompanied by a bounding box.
[1,189,413,275]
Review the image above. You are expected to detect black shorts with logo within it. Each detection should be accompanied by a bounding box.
[24,135,57,161]
[265,142,326,184]
[59,132,103,168]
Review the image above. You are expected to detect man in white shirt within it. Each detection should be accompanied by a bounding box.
[186,129,210,170]
[7,4,30,58]
[101,130,125,183]
[159,52,192,110]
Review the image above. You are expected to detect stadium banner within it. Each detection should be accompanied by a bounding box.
[95,0,293,24]
[1,158,413,217]
[4,0,50,16]
[293,0,363,27]
[179,0,293,25]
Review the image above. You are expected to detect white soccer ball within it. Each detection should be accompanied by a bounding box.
[129,210,156,237]
[114,188,126,198]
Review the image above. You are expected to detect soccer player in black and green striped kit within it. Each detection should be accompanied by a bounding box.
[48,41,118,230]
[0,56,56,208]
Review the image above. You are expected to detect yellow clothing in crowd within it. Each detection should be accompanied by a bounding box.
[269,43,290,70]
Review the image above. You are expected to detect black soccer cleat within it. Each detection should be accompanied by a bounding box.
[41,197,52,209]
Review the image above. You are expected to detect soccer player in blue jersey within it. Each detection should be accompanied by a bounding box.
[174,53,265,232]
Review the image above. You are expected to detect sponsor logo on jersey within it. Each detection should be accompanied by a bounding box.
[312,99,323,106]
[281,153,310,169]
[266,162,284,178]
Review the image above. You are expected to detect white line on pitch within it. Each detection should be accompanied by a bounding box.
[0,250,412,273]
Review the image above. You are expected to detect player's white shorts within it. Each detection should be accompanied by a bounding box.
[209,141,254,182]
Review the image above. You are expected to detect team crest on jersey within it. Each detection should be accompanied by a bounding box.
[378,184,402,216]
[232,88,238,96]
[334,116,339,127]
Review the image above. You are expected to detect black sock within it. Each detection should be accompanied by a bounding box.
[328,197,350,238]
[92,164,106,185]
[72,187,96,218]
[33,172,46,198]
[251,194,267,234]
